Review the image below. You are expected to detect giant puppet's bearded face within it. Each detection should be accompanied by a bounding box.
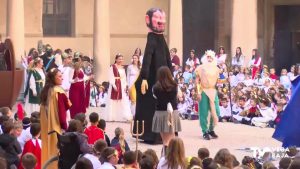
[145,8,166,34]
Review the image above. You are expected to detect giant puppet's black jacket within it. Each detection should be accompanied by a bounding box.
[134,32,172,144]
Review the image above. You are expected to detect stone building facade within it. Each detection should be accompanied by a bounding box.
[1,0,300,81]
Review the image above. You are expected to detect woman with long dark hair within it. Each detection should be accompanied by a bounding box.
[157,137,186,169]
[40,68,71,168]
[69,56,91,118]
[185,49,199,71]
[216,46,227,68]
[248,49,262,79]
[134,47,143,64]
[231,47,244,67]
[104,54,132,122]
[152,66,181,155]
[127,54,141,116]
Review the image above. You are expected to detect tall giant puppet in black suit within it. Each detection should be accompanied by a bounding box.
[134,8,172,144]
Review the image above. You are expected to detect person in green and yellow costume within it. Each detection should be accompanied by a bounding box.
[24,57,45,117]
[195,50,220,140]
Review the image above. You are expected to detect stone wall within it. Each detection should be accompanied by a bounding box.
[0,0,169,65]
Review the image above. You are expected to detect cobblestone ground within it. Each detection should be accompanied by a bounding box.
[90,107,281,162]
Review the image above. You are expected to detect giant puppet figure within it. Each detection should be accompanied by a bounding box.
[134,8,172,144]
[195,50,220,140]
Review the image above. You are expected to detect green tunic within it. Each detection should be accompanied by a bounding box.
[24,69,44,104]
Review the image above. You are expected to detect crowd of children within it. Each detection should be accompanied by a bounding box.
[87,46,298,130]
[0,105,133,169]
[0,106,41,169]
[1,42,299,169]
[217,64,295,128]
[171,48,298,129]
[1,105,299,169]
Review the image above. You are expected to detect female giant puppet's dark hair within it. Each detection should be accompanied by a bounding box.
[40,68,60,105]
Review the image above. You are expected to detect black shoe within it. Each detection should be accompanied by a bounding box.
[203,133,210,140]
[241,118,251,125]
[208,131,218,139]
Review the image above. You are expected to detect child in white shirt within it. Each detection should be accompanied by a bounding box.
[280,69,291,89]
[251,98,276,127]
[219,97,231,122]
[243,74,254,86]
[232,96,247,115]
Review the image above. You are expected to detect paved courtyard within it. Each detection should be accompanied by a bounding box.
[95,109,281,162]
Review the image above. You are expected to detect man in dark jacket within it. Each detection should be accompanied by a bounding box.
[41,44,57,72]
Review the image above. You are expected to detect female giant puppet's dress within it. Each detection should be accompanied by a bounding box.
[41,86,71,168]
[273,76,300,147]
[103,64,132,122]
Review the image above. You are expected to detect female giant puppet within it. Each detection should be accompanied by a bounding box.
[134,8,172,144]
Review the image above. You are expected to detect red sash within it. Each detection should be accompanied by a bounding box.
[253,57,261,67]
[111,64,122,100]
[193,58,198,67]
[252,57,261,79]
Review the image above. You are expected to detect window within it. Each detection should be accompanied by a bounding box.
[43,0,73,36]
